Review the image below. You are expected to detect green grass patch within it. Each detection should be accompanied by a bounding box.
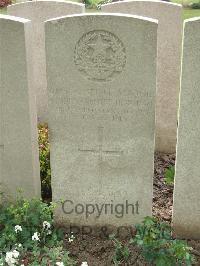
[0,8,7,14]
[183,7,200,19]
[171,0,200,19]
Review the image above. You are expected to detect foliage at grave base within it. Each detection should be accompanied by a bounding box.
[110,216,194,265]
[82,0,111,9]
[109,235,130,265]
[0,195,195,266]
[131,216,194,266]
[38,124,51,200]
[164,165,175,185]
[0,196,75,265]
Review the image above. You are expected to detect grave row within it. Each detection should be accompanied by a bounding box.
[0,0,199,239]
[8,0,182,154]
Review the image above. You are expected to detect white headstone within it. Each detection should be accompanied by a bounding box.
[173,18,200,239]
[45,13,157,226]
[102,0,182,153]
[0,15,40,200]
[8,0,85,122]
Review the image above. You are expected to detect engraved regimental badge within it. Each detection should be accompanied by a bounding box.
[74,30,126,81]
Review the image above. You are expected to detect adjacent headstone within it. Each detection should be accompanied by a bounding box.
[45,14,157,226]
[16,0,28,3]
[173,18,200,239]
[102,0,182,153]
[0,15,40,200]
[8,1,85,122]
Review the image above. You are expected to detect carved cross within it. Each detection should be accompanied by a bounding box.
[78,126,123,172]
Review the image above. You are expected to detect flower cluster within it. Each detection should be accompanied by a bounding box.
[32,232,40,242]
[43,221,52,235]
[81,262,88,266]
[56,262,64,266]
[43,221,51,230]
[5,250,19,266]
[14,225,22,233]
[0,198,76,266]
[68,232,75,243]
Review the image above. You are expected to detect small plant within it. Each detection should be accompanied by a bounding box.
[189,1,200,9]
[0,196,75,265]
[27,245,75,266]
[83,0,102,9]
[164,165,175,185]
[38,123,51,200]
[110,235,130,265]
[131,216,194,266]
[97,0,112,9]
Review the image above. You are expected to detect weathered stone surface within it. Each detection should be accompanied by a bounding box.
[173,18,200,239]
[0,15,40,200]
[8,1,85,122]
[45,14,157,226]
[102,0,182,153]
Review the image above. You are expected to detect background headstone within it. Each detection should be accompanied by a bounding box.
[173,18,200,239]
[46,14,157,226]
[0,15,40,200]
[8,0,85,122]
[102,0,182,153]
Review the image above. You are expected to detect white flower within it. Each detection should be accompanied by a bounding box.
[43,221,51,229]
[68,237,74,243]
[81,262,88,266]
[56,262,64,266]
[15,243,22,249]
[14,225,22,233]
[12,250,19,259]
[5,252,15,266]
[47,230,52,235]
[32,232,40,241]
[68,233,75,243]
[5,250,19,266]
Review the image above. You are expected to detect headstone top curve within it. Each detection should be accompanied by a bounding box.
[45,13,158,24]
[8,0,84,8]
[102,0,182,9]
[0,14,30,23]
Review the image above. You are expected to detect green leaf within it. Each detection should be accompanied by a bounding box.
[164,165,175,185]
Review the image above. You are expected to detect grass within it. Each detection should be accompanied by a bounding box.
[0,8,7,14]
[171,0,200,19]
[182,8,200,19]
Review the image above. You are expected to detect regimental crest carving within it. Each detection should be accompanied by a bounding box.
[74,30,126,81]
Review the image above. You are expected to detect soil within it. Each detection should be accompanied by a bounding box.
[63,153,200,266]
